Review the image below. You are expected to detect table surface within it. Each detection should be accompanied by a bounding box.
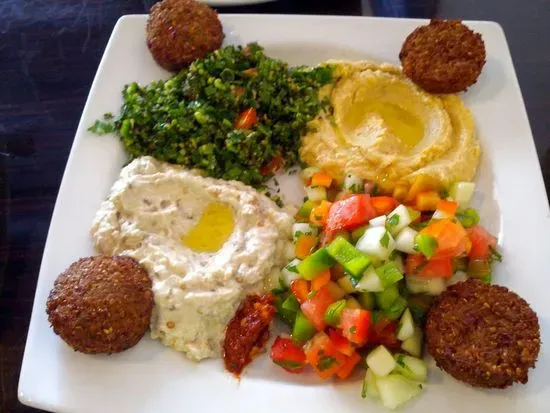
[1,0,549,412]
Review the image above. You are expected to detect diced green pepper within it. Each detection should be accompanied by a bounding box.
[415,234,438,259]
[384,296,408,321]
[297,247,335,280]
[351,225,369,244]
[356,292,376,310]
[375,262,403,288]
[298,199,319,218]
[292,310,316,345]
[282,295,300,313]
[326,236,371,278]
[375,284,400,310]
[323,299,347,326]
[275,294,296,326]
[456,207,480,228]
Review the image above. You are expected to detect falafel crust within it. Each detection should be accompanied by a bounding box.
[399,19,486,93]
[426,279,540,388]
[146,0,224,71]
[46,256,153,354]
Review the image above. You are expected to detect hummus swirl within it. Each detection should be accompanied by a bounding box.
[300,61,480,189]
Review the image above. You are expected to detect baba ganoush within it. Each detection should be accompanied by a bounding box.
[300,61,480,190]
[90,156,293,361]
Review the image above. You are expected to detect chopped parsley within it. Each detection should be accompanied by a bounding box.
[386,214,400,228]
[380,231,390,248]
[489,246,503,263]
[349,326,357,335]
[307,290,317,299]
[274,360,303,370]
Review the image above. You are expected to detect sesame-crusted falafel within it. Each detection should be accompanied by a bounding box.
[46,256,153,354]
[399,19,486,93]
[426,279,540,388]
[146,0,224,71]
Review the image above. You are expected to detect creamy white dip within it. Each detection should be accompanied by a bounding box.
[91,156,293,361]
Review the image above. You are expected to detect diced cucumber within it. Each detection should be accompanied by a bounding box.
[281,258,302,287]
[395,227,418,254]
[355,266,383,292]
[366,345,396,377]
[282,295,300,313]
[362,368,379,399]
[376,373,423,410]
[446,270,468,286]
[449,181,476,208]
[292,223,318,242]
[297,199,319,218]
[406,276,446,296]
[391,253,405,274]
[344,174,363,193]
[351,225,369,244]
[356,227,396,261]
[337,274,356,294]
[401,328,424,358]
[369,215,387,227]
[356,292,375,310]
[281,258,301,286]
[274,295,296,326]
[306,186,327,201]
[376,262,403,288]
[376,284,400,310]
[300,166,321,181]
[326,237,372,278]
[396,308,415,341]
[384,296,407,321]
[394,354,428,382]
[346,296,362,309]
[292,310,316,345]
[297,248,335,280]
[386,204,413,236]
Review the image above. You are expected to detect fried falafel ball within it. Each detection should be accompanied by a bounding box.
[426,279,540,388]
[146,0,224,71]
[46,256,153,354]
[399,19,486,93]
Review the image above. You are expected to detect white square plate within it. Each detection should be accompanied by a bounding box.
[19,14,550,413]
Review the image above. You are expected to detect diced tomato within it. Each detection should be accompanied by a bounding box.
[370,317,400,350]
[371,196,399,216]
[301,286,335,331]
[420,219,468,259]
[328,328,355,356]
[405,254,453,278]
[436,199,458,216]
[259,155,284,176]
[290,279,310,304]
[340,308,371,346]
[270,337,307,373]
[234,107,257,129]
[336,351,361,379]
[325,194,376,234]
[311,269,331,291]
[310,200,333,227]
[304,332,347,379]
[466,225,497,260]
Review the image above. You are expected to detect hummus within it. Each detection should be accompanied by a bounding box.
[91,157,293,361]
[300,61,480,189]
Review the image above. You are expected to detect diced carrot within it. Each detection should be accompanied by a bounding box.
[336,351,361,379]
[311,269,331,291]
[371,196,399,216]
[436,199,458,216]
[311,172,333,188]
[290,279,310,304]
[310,200,333,227]
[415,191,441,211]
[295,235,318,259]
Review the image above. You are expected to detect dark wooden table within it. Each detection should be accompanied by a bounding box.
[0,0,548,412]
